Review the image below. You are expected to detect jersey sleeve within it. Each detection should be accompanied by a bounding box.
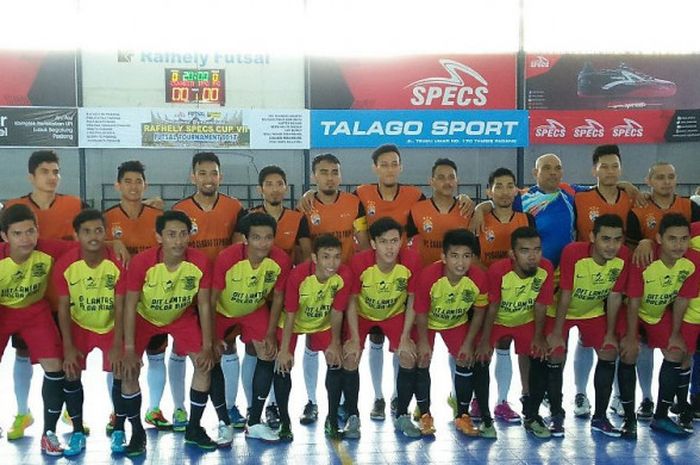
[570,183,593,193]
[487,261,506,303]
[557,243,578,291]
[413,266,438,314]
[51,256,70,297]
[212,248,236,291]
[404,249,422,294]
[350,253,369,294]
[679,252,700,299]
[194,252,212,289]
[612,247,630,293]
[536,259,555,306]
[115,261,127,296]
[626,211,643,245]
[273,248,292,292]
[126,253,149,293]
[332,265,353,312]
[471,267,489,308]
[283,267,302,313]
[625,263,645,298]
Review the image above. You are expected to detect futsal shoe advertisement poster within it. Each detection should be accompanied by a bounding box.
[0,107,78,147]
[311,110,528,148]
[309,55,516,109]
[0,51,77,107]
[525,54,700,110]
[78,108,308,149]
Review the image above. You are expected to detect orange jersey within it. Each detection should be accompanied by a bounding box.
[627,196,700,244]
[5,194,84,240]
[305,192,365,264]
[479,211,534,268]
[574,188,632,241]
[354,184,425,228]
[406,199,471,266]
[173,194,244,262]
[249,205,309,258]
[104,204,161,255]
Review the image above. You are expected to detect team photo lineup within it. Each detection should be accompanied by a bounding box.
[3,142,700,458]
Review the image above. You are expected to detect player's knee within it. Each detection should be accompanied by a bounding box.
[398,352,415,369]
[597,347,617,362]
[40,358,62,372]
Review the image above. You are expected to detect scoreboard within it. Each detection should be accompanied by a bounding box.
[165,69,225,105]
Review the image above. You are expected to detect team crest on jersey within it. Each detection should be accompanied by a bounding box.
[662,275,672,287]
[12,270,25,282]
[163,279,175,292]
[516,284,528,296]
[104,274,116,290]
[264,270,277,284]
[367,201,377,216]
[84,276,97,289]
[182,276,196,291]
[310,212,321,226]
[31,263,47,278]
[446,292,456,304]
[190,219,199,235]
[678,270,690,284]
[111,225,123,240]
[462,289,475,303]
[485,229,496,243]
[645,214,657,231]
[531,276,543,292]
[248,275,259,287]
[395,277,408,292]
[422,216,433,233]
[592,272,604,285]
[378,280,390,293]
[607,268,621,282]
[588,207,600,223]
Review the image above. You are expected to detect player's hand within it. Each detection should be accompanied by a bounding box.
[619,334,639,360]
[63,345,84,379]
[601,333,619,353]
[108,343,123,375]
[456,194,475,218]
[530,334,548,360]
[457,342,476,367]
[196,346,216,372]
[297,190,316,214]
[262,332,278,359]
[276,349,294,375]
[111,240,132,267]
[474,340,492,363]
[213,338,227,359]
[417,339,432,367]
[546,332,565,356]
[469,206,485,235]
[632,239,654,268]
[122,349,142,379]
[631,189,650,208]
[143,196,165,210]
[343,339,361,365]
[668,333,687,355]
[325,341,342,368]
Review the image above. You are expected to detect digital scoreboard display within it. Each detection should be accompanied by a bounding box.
[165,69,225,105]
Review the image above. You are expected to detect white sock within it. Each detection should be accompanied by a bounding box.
[637,344,654,401]
[13,355,32,415]
[146,352,166,410]
[242,353,257,408]
[391,353,399,400]
[303,347,319,404]
[168,353,187,410]
[269,385,277,404]
[369,341,384,400]
[574,339,594,395]
[106,372,114,402]
[449,355,457,398]
[495,348,512,403]
[612,360,620,398]
[221,352,240,409]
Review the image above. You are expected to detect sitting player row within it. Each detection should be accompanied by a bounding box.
[1,203,698,459]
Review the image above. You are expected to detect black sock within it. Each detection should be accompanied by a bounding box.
[325,366,342,423]
[415,368,431,416]
[112,379,126,431]
[42,371,65,434]
[189,388,208,428]
[396,367,416,418]
[122,390,144,433]
[617,362,637,421]
[209,363,231,425]
[63,378,84,433]
[248,359,274,425]
[676,366,691,411]
[473,362,491,422]
[273,371,292,427]
[454,365,474,417]
[341,369,360,417]
[655,360,681,419]
[527,357,548,420]
[593,359,615,418]
[547,362,565,417]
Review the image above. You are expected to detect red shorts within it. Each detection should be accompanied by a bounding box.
[353,313,405,352]
[71,324,114,372]
[490,322,535,355]
[545,315,607,350]
[681,322,700,353]
[0,302,62,363]
[276,328,332,353]
[135,311,202,357]
[411,325,468,357]
[617,309,673,349]
[215,307,269,344]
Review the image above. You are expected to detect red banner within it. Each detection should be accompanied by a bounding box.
[309,55,516,110]
[530,110,675,144]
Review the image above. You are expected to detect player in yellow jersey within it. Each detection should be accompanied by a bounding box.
[53,209,127,456]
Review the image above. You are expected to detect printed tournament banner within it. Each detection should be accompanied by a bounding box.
[78,108,309,149]
[0,51,77,107]
[0,107,78,147]
[309,55,516,110]
[526,54,700,110]
[529,110,675,144]
[311,110,528,148]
